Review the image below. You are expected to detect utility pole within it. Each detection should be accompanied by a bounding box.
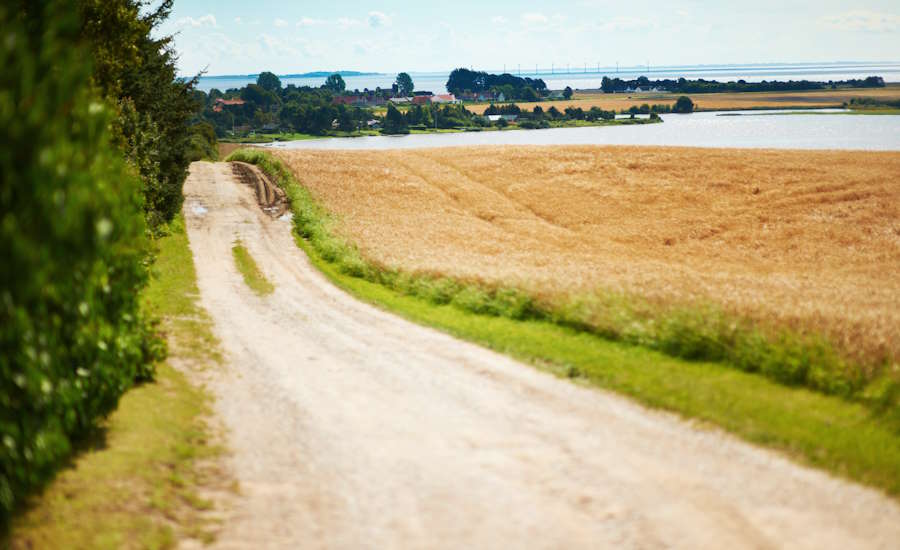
[551,63,554,74]
[616,61,619,73]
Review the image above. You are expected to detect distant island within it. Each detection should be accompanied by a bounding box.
[202,71,381,79]
[282,71,381,78]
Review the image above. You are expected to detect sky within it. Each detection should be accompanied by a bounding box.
[156,0,900,76]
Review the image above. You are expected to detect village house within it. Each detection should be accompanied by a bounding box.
[212,97,246,112]
[331,94,387,108]
[430,94,460,105]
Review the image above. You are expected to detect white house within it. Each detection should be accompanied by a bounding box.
[431,94,460,104]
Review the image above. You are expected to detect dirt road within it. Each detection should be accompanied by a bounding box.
[182,161,900,549]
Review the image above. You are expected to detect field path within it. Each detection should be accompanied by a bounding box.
[182,161,900,549]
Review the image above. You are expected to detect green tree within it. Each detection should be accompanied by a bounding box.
[337,105,356,132]
[395,72,414,97]
[382,103,409,134]
[257,71,282,92]
[76,0,201,230]
[673,95,695,113]
[563,86,573,99]
[324,73,346,93]
[1,0,161,523]
[521,86,539,101]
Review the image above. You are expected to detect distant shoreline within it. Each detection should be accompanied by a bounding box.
[199,71,382,79]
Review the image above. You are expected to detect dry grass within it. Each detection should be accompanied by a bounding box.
[274,146,900,368]
[466,85,900,114]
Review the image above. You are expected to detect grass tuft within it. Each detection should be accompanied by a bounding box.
[232,240,275,296]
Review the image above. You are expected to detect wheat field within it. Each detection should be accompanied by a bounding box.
[465,86,900,115]
[274,146,900,364]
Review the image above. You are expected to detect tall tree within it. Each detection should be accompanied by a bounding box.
[76,0,200,229]
[395,72,414,97]
[324,73,346,93]
[257,71,282,92]
[382,103,409,134]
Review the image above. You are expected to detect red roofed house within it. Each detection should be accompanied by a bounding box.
[431,94,460,105]
[412,95,432,105]
[213,97,246,112]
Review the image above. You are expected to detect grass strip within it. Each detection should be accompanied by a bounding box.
[232,240,275,296]
[228,148,900,497]
[7,216,224,548]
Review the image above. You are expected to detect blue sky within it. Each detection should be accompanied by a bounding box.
[157,1,900,76]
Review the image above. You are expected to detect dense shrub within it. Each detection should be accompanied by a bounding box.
[0,1,162,525]
[673,96,695,113]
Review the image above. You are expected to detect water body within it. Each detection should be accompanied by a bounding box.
[262,110,900,152]
[196,62,900,93]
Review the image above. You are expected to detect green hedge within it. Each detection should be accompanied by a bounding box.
[0,2,162,525]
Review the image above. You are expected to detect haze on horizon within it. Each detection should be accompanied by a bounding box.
[160,0,900,77]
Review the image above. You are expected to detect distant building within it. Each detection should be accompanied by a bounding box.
[389,97,412,104]
[431,94,460,104]
[332,94,386,108]
[213,97,246,112]
[412,95,432,105]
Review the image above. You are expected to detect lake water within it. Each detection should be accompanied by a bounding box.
[196,62,900,93]
[261,111,900,152]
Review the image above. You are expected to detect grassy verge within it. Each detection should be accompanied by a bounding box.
[6,216,224,549]
[232,240,275,296]
[227,148,900,497]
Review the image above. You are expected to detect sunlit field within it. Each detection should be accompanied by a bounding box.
[465,85,900,114]
[274,146,900,372]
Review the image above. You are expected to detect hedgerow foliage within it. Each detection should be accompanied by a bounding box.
[0,1,163,525]
[77,0,203,230]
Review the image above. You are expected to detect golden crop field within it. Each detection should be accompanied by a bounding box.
[273,146,900,364]
[465,85,900,114]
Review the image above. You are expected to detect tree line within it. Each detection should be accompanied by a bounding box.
[198,72,374,137]
[446,68,549,100]
[1,0,206,526]
[601,75,886,94]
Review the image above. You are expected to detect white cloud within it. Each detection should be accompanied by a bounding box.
[520,12,566,28]
[597,16,653,32]
[820,11,899,32]
[368,11,391,28]
[490,16,508,25]
[234,17,242,25]
[296,17,323,27]
[176,14,217,28]
[337,17,363,30]
[521,12,549,25]
[274,19,288,28]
